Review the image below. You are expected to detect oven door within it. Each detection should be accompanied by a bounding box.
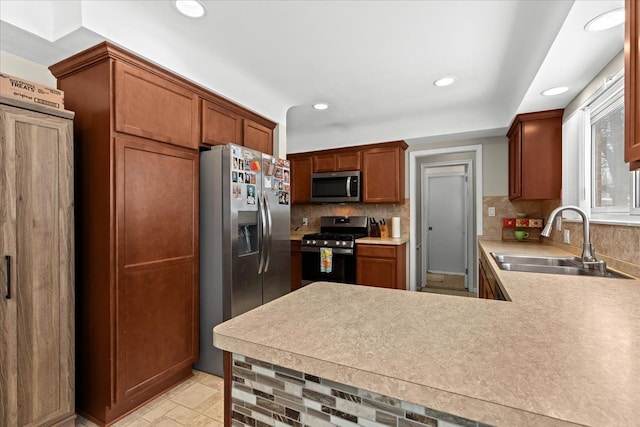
[301,246,356,284]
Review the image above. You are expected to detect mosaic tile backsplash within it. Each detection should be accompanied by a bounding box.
[231,353,491,427]
[291,200,410,237]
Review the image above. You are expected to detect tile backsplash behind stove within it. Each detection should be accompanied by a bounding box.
[292,199,409,236]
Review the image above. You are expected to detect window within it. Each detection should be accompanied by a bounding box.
[589,81,628,213]
[563,71,640,223]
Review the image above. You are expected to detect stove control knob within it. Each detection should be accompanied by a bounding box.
[324,241,328,245]
[312,240,316,245]
[343,241,347,246]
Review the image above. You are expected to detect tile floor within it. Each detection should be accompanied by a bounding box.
[419,273,477,298]
[76,370,224,427]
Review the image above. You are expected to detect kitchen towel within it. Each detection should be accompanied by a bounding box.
[320,247,333,273]
[392,217,401,238]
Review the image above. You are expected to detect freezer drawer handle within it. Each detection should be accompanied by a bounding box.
[5,255,10,299]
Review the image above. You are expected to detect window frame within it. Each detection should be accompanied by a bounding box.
[562,69,640,225]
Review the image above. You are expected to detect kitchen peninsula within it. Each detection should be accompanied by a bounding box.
[214,241,639,427]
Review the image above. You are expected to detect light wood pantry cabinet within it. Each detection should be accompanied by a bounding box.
[361,141,407,203]
[506,109,563,200]
[625,0,640,170]
[50,42,199,425]
[0,98,75,427]
[356,243,406,290]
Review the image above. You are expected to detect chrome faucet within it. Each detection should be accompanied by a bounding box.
[541,205,607,274]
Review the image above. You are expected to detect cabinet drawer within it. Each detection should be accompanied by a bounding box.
[357,244,396,258]
[115,61,199,149]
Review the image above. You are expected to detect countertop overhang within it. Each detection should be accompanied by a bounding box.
[213,241,640,426]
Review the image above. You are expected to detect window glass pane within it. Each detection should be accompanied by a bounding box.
[591,104,629,209]
[634,171,640,212]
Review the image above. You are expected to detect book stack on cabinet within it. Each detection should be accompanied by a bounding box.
[501,218,544,243]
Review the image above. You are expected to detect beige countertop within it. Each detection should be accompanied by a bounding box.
[290,234,409,245]
[356,236,408,245]
[214,241,640,426]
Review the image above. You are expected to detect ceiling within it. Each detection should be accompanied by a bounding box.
[0,1,624,153]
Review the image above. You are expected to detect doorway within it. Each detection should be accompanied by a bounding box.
[409,145,482,293]
[422,163,469,290]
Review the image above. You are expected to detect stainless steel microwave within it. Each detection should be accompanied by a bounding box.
[311,171,361,203]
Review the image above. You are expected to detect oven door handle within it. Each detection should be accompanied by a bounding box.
[301,246,354,255]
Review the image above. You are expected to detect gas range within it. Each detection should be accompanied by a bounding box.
[301,216,369,284]
[301,233,366,249]
[301,216,368,250]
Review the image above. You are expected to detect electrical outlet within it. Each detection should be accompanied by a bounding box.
[302,217,308,226]
[563,230,570,244]
[556,217,562,231]
[488,207,496,217]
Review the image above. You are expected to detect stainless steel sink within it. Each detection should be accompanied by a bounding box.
[492,254,579,267]
[490,253,633,279]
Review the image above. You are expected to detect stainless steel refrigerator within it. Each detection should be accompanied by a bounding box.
[196,144,291,376]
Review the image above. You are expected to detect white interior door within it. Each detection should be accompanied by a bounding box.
[426,173,467,277]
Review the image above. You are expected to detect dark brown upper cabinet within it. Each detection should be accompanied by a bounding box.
[507,109,563,200]
[625,0,640,170]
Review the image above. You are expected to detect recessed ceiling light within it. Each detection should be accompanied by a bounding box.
[313,103,329,110]
[433,76,456,87]
[541,86,569,96]
[174,0,206,18]
[584,8,624,32]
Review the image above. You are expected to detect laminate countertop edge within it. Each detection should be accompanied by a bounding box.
[214,241,640,426]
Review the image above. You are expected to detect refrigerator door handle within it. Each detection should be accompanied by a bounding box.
[264,193,273,272]
[257,191,267,274]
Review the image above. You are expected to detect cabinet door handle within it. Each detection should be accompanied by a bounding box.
[5,255,10,299]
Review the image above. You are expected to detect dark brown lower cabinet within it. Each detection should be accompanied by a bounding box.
[291,240,302,291]
[479,253,495,299]
[114,137,199,404]
[356,244,406,290]
[74,137,199,425]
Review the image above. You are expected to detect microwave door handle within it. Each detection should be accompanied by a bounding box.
[257,191,266,274]
[346,176,351,198]
[264,193,273,272]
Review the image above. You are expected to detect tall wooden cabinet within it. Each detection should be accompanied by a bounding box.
[0,98,75,427]
[506,110,563,200]
[626,0,640,170]
[50,43,199,425]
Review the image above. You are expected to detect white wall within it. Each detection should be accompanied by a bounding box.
[0,50,57,87]
[407,135,508,196]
